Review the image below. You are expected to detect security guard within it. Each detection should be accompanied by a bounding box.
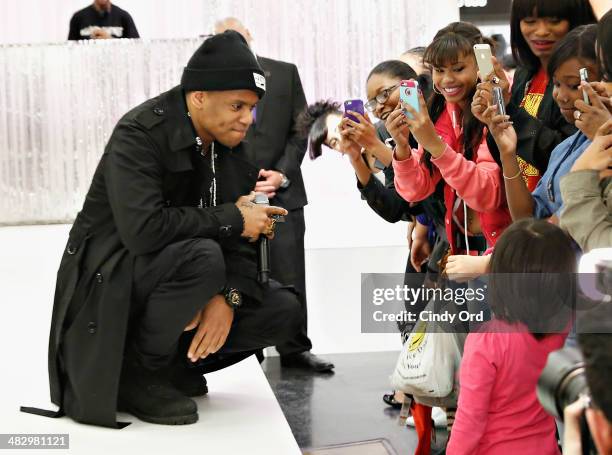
[22,31,303,428]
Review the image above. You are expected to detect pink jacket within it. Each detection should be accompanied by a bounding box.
[393,103,512,253]
[447,320,565,455]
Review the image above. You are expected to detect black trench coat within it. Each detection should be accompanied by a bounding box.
[43,86,261,428]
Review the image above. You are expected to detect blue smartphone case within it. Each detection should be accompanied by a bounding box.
[399,81,419,120]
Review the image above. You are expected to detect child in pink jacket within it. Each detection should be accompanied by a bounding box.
[447,219,575,455]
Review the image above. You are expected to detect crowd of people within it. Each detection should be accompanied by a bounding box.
[298,0,612,453]
[16,0,612,454]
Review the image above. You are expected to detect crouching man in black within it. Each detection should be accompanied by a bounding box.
[23,31,303,428]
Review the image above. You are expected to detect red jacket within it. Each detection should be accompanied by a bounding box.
[393,103,512,254]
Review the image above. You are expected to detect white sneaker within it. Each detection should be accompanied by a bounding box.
[405,407,447,428]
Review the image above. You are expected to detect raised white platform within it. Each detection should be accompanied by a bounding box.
[0,225,300,455]
[7,356,300,455]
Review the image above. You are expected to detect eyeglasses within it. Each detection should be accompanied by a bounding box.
[365,84,400,112]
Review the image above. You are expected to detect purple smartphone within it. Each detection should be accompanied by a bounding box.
[343,99,364,123]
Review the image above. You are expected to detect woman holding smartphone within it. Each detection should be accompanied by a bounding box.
[474,0,596,191]
[390,22,512,258]
[447,24,611,278]
[483,25,610,223]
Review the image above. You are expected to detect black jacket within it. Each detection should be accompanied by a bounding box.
[243,56,308,210]
[42,86,261,428]
[487,66,577,172]
[356,123,420,222]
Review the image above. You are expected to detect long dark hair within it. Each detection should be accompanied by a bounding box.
[510,0,596,74]
[489,219,576,338]
[296,100,341,160]
[547,24,597,80]
[597,8,612,82]
[422,22,490,174]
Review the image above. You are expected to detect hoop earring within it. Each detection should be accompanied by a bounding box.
[432,84,442,95]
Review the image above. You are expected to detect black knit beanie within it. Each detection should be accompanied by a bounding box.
[181,30,266,98]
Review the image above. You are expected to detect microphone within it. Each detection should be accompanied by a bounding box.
[253,193,271,285]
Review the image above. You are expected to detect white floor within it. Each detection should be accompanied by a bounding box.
[6,356,300,455]
[0,224,406,454]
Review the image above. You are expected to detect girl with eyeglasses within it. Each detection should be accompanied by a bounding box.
[298,61,446,276]
[296,94,421,227]
[343,61,446,277]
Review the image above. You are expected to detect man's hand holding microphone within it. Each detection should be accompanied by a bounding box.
[235,191,287,241]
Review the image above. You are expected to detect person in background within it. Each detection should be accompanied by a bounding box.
[68,0,139,40]
[490,33,508,61]
[400,46,433,102]
[489,34,515,85]
[214,17,334,373]
[296,96,420,227]
[400,47,431,77]
[447,219,575,455]
[501,54,518,81]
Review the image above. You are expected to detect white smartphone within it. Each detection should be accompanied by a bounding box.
[474,44,494,81]
[579,67,590,105]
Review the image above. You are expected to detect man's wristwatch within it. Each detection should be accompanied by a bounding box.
[278,172,290,189]
[223,287,243,309]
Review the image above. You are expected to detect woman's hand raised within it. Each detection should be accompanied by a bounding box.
[401,90,446,158]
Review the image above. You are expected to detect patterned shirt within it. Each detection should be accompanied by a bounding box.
[517,67,548,191]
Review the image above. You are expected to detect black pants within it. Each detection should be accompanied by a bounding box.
[269,207,312,356]
[128,238,303,370]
